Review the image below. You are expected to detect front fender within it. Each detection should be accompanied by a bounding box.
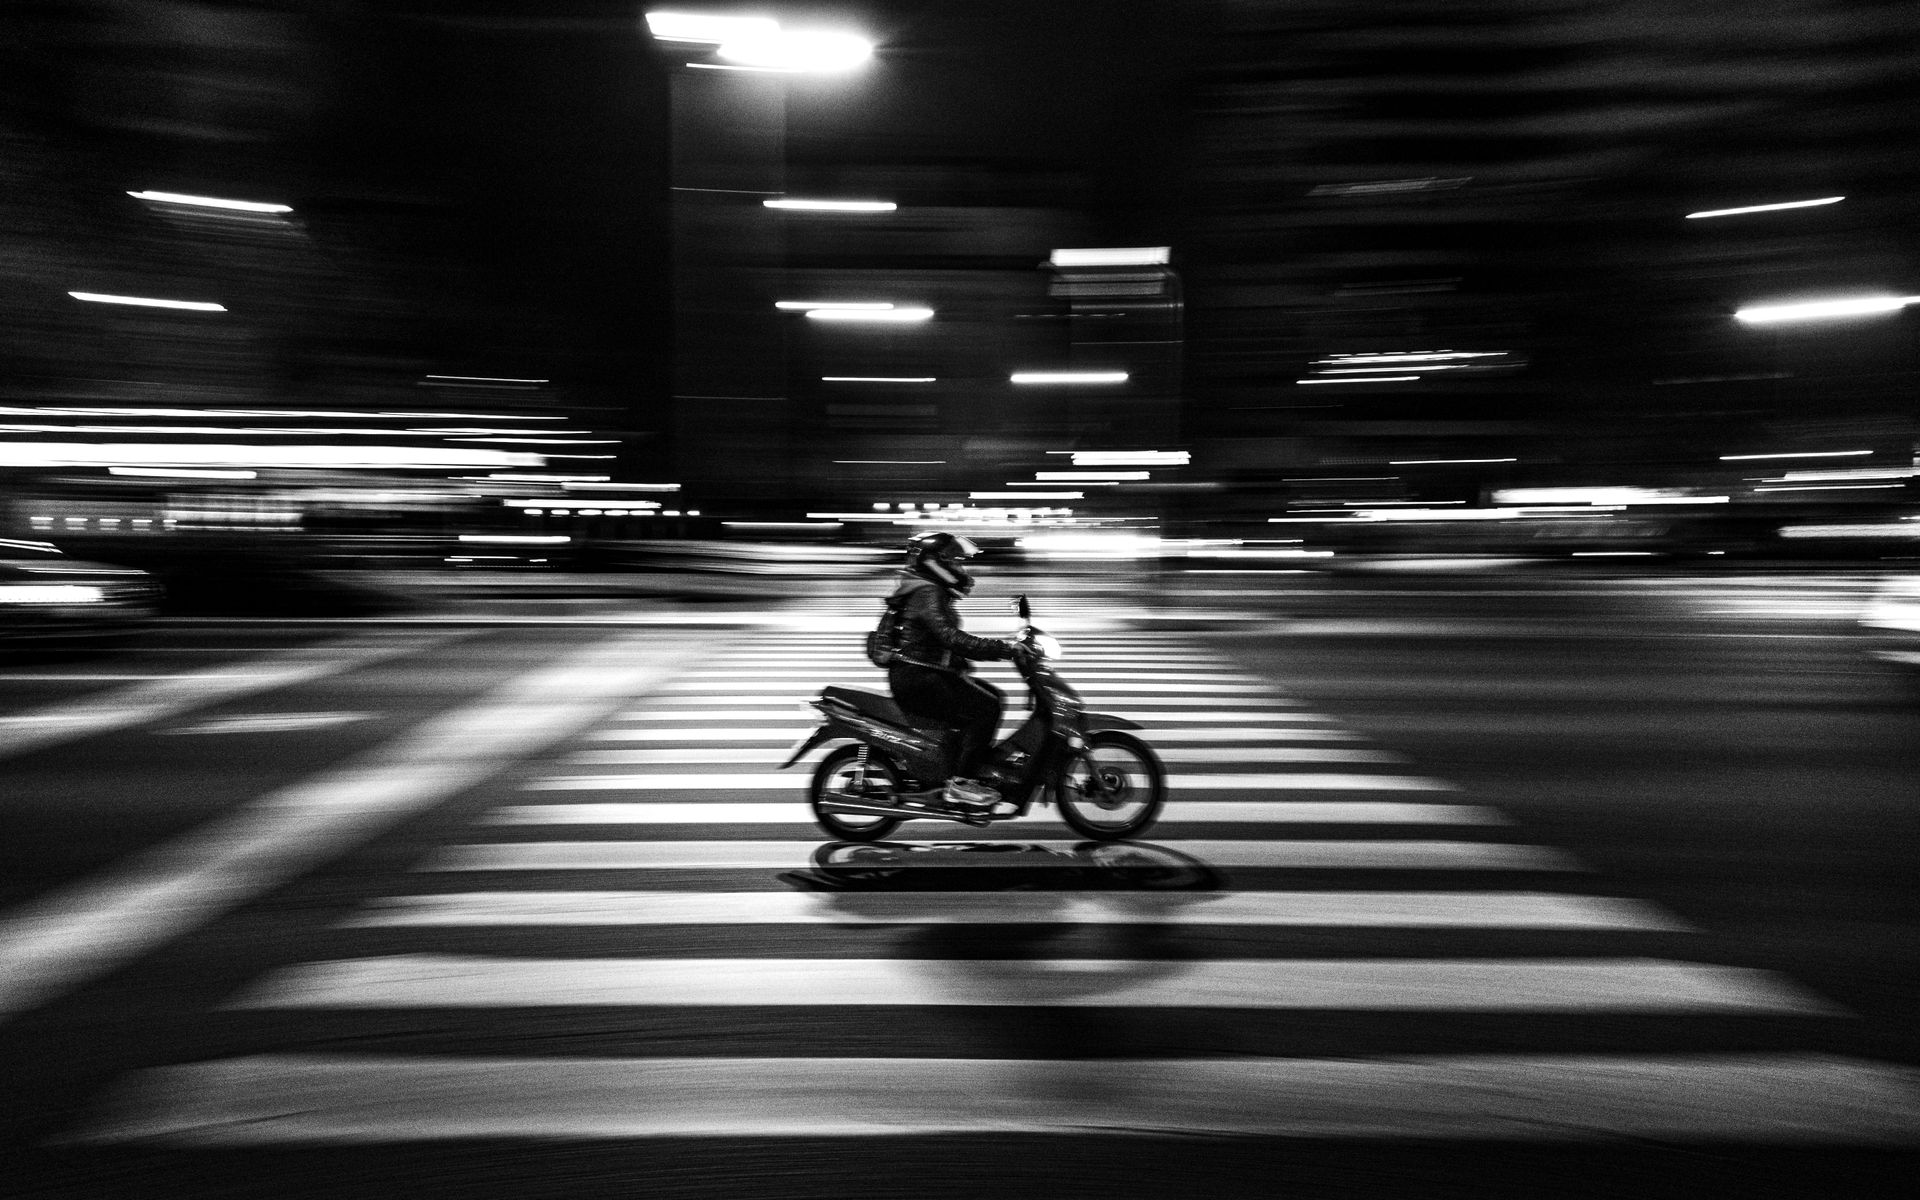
[1083,712,1143,732]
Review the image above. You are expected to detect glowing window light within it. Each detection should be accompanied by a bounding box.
[68,292,225,312]
[1735,296,1918,323]
[806,307,933,323]
[1686,196,1844,219]
[1009,371,1128,385]
[127,190,292,214]
[765,199,896,212]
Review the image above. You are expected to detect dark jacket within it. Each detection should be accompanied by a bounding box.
[887,572,1013,672]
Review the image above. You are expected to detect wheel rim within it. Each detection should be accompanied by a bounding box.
[821,756,897,833]
[1063,742,1156,830]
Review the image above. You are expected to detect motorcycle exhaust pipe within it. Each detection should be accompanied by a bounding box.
[818,797,989,826]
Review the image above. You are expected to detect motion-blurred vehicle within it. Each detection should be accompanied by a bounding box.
[781,594,1167,841]
[0,539,163,645]
[1859,572,1920,673]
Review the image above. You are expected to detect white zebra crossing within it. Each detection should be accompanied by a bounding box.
[54,618,1917,1149]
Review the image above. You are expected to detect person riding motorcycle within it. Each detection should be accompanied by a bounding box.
[885,531,1035,810]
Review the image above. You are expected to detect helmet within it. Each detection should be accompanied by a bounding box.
[905,530,980,594]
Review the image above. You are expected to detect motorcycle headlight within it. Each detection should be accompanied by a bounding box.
[1033,633,1064,661]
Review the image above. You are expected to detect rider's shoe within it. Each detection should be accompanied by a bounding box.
[941,777,997,811]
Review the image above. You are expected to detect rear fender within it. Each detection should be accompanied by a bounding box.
[778,723,841,769]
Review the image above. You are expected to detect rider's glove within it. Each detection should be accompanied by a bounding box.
[1009,642,1040,668]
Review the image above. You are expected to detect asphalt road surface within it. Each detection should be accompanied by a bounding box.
[1,566,1915,1198]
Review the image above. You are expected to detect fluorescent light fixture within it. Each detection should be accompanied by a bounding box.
[716,30,872,72]
[1720,450,1872,461]
[1298,376,1418,384]
[108,467,257,480]
[971,491,1083,500]
[1686,196,1844,219]
[765,199,896,212]
[1047,247,1171,267]
[127,190,292,214]
[1735,296,1918,323]
[1035,471,1150,481]
[822,376,936,383]
[1389,457,1519,465]
[645,12,778,43]
[1010,371,1128,385]
[777,301,893,311]
[68,292,225,312]
[807,307,933,323]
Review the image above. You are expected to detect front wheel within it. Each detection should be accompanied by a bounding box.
[809,745,904,841]
[1055,730,1165,840]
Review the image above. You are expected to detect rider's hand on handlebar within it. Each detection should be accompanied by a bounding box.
[1009,642,1040,669]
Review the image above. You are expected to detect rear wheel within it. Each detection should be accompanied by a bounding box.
[1056,730,1165,840]
[809,745,905,841]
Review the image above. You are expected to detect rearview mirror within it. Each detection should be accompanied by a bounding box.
[1014,594,1032,620]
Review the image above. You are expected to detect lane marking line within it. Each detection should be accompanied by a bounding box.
[481,801,1509,825]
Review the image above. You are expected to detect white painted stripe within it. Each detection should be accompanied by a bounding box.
[621,703,1311,718]
[691,670,1257,683]
[522,772,1453,792]
[347,891,1685,931]
[564,747,1399,766]
[583,725,1360,743]
[0,631,470,762]
[226,955,1836,1014]
[64,1053,1920,1144]
[667,680,1277,693]
[0,631,714,1024]
[482,802,1508,825]
[421,839,1578,872]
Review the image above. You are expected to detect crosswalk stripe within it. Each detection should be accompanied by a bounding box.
[689,671,1258,682]
[563,747,1400,765]
[618,709,1330,722]
[482,802,1508,825]
[631,695,1301,709]
[224,955,1836,1014]
[62,1053,1920,1144]
[344,890,1686,930]
[418,839,1580,872]
[521,773,1455,792]
[666,680,1280,694]
[582,726,1361,742]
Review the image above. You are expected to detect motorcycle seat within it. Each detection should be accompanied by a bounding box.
[822,685,951,736]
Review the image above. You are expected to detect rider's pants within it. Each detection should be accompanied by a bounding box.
[889,663,1005,780]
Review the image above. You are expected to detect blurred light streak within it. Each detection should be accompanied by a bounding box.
[1721,450,1872,461]
[765,200,896,212]
[1318,352,1506,364]
[108,467,256,480]
[1048,247,1170,267]
[504,500,661,511]
[1735,296,1918,323]
[450,438,620,445]
[127,190,292,214]
[777,301,894,311]
[836,459,945,464]
[1779,525,1920,539]
[1390,458,1519,465]
[1298,377,1418,384]
[459,535,571,545]
[717,31,872,72]
[483,474,612,483]
[1572,551,1658,557]
[1009,479,1118,487]
[1686,197,1844,219]
[1321,364,1478,373]
[1070,451,1189,466]
[971,491,1083,500]
[822,376,935,383]
[1760,468,1918,482]
[67,292,225,312]
[1035,471,1149,481]
[0,444,539,469]
[424,375,548,384]
[563,482,679,492]
[725,521,843,529]
[1753,483,1905,492]
[645,12,778,42]
[1010,372,1128,385]
[807,308,933,323]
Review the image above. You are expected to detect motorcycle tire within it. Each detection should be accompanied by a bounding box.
[809,744,905,841]
[1056,730,1166,840]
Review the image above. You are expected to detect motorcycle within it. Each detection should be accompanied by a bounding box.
[778,595,1167,841]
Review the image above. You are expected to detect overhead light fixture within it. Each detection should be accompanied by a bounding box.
[68,292,225,312]
[1010,371,1128,385]
[1047,247,1170,267]
[806,307,933,323]
[1686,196,1844,219]
[127,190,292,214]
[764,199,896,212]
[1735,296,1918,323]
